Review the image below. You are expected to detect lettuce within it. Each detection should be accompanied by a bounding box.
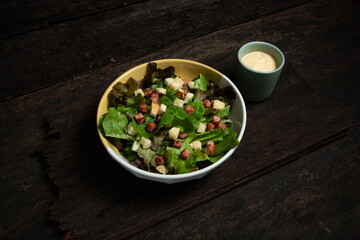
[193,74,207,91]
[188,101,205,119]
[136,147,157,167]
[101,108,129,139]
[213,132,239,156]
[131,115,155,138]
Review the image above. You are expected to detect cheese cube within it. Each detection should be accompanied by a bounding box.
[156,165,169,175]
[188,81,195,89]
[174,76,184,86]
[156,88,167,95]
[184,92,194,103]
[131,141,140,151]
[190,141,202,150]
[173,99,184,108]
[126,123,138,136]
[164,77,174,86]
[168,127,180,140]
[139,137,151,149]
[158,103,167,115]
[150,103,159,117]
[169,81,181,91]
[197,122,206,133]
[134,89,145,97]
[213,100,226,110]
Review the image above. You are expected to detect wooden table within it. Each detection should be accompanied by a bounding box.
[1,0,359,239]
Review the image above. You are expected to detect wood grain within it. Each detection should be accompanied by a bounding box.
[0,0,358,238]
[0,0,307,101]
[130,134,360,239]
[0,0,144,39]
[43,60,351,239]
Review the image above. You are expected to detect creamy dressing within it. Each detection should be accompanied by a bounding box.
[241,51,277,72]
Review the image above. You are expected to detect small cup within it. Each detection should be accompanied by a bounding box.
[236,41,285,102]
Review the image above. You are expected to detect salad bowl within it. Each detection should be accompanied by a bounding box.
[97,59,246,184]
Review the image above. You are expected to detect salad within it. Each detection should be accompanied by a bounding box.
[98,62,239,174]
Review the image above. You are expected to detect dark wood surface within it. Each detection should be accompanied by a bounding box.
[0,0,359,239]
[43,61,350,239]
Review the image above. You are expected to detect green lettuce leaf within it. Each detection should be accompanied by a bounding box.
[102,108,129,139]
[193,74,207,91]
[213,132,239,156]
[215,105,230,118]
[159,95,173,106]
[131,115,154,138]
[193,129,224,144]
[188,101,205,119]
[193,89,207,102]
[136,147,157,167]
[167,106,198,131]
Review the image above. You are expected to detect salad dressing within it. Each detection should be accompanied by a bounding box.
[241,51,277,72]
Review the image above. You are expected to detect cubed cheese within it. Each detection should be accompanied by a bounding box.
[134,89,145,97]
[174,76,184,86]
[126,123,138,136]
[150,103,159,117]
[156,165,169,175]
[164,77,174,86]
[190,141,202,150]
[169,127,180,140]
[197,122,206,133]
[213,100,226,110]
[173,99,184,108]
[139,137,151,149]
[131,141,140,151]
[169,81,181,91]
[184,92,194,103]
[156,88,167,95]
[158,103,167,115]
[188,81,195,89]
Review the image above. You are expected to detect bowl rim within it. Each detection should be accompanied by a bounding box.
[97,58,247,180]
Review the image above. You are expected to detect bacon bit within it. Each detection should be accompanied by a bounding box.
[150,92,159,104]
[146,122,157,133]
[139,104,148,114]
[184,105,195,115]
[206,141,215,148]
[145,89,154,98]
[134,113,145,124]
[217,123,227,132]
[180,148,191,160]
[179,132,188,139]
[203,99,212,108]
[183,79,189,86]
[212,116,221,124]
[206,123,215,131]
[155,156,165,165]
[204,146,215,156]
[183,90,189,96]
[173,140,183,149]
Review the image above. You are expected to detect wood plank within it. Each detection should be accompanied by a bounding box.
[0,0,144,39]
[130,135,360,239]
[0,0,358,238]
[0,0,307,101]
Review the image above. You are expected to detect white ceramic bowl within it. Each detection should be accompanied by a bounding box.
[97,59,246,184]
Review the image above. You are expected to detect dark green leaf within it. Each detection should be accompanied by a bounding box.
[214,132,239,156]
